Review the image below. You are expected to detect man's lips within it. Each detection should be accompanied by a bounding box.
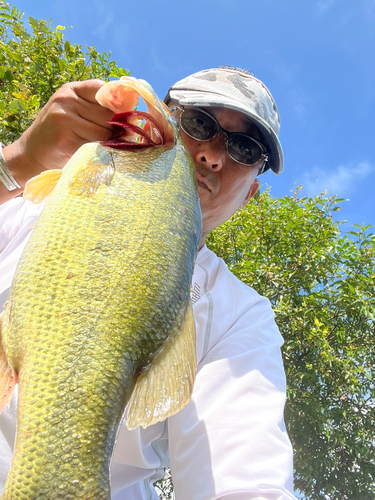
[196,176,211,192]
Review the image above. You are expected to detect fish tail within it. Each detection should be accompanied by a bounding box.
[0,312,17,413]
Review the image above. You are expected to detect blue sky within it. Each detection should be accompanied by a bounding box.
[12,0,375,229]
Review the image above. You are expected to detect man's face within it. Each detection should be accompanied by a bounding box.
[172,106,263,242]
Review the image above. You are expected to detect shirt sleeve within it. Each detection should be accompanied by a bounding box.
[0,198,45,307]
[0,198,25,252]
[0,197,44,253]
[167,297,295,500]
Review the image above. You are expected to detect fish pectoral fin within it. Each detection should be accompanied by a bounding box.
[23,169,62,204]
[69,152,115,197]
[126,302,196,430]
[0,313,18,413]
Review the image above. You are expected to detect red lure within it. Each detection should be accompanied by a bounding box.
[101,111,164,149]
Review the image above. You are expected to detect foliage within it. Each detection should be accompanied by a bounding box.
[206,187,375,499]
[154,469,174,500]
[0,0,129,144]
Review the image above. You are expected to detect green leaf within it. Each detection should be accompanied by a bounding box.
[12,52,22,62]
[9,98,24,111]
[28,16,38,28]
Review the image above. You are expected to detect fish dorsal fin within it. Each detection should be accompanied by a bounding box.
[126,302,196,430]
[23,169,62,204]
[0,312,18,413]
[68,150,115,197]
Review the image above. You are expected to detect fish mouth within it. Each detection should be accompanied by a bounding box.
[101,111,164,149]
[96,77,174,150]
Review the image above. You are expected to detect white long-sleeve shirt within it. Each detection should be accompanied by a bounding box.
[0,198,295,499]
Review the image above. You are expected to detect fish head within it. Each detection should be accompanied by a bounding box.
[96,77,175,149]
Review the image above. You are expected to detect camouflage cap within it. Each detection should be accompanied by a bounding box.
[164,67,283,174]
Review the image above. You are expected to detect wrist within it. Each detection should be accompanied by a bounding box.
[0,142,25,204]
[0,142,21,191]
[2,138,45,190]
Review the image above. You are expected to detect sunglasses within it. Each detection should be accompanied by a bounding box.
[173,106,269,173]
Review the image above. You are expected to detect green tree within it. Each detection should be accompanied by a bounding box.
[207,188,375,499]
[154,469,174,500]
[0,0,129,145]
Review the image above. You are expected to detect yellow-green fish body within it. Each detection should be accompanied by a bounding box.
[0,79,201,499]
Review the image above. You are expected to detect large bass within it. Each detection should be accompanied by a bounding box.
[0,77,201,499]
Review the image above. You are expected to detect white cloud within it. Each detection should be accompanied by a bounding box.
[150,48,170,79]
[302,161,374,196]
[289,88,310,118]
[91,0,118,39]
[90,0,130,58]
[317,0,337,13]
[271,65,310,119]
[272,63,299,85]
[316,0,375,41]
[92,12,114,37]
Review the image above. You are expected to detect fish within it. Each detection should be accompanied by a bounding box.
[0,76,201,499]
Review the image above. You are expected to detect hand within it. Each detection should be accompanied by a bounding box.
[2,79,114,192]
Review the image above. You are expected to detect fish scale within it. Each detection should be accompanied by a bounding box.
[1,132,201,498]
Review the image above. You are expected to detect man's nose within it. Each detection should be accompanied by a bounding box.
[194,134,227,171]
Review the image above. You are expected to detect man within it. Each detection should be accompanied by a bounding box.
[0,67,295,499]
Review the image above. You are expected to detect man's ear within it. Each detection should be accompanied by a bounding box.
[241,178,260,208]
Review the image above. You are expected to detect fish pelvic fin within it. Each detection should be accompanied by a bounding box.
[68,148,115,197]
[126,302,196,430]
[0,312,17,413]
[23,169,62,204]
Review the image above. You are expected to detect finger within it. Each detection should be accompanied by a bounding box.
[70,114,114,143]
[64,81,115,129]
[68,79,107,103]
[43,119,114,170]
[75,99,114,130]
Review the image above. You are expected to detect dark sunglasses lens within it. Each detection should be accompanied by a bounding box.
[228,134,263,165]
[180,109,217,141]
